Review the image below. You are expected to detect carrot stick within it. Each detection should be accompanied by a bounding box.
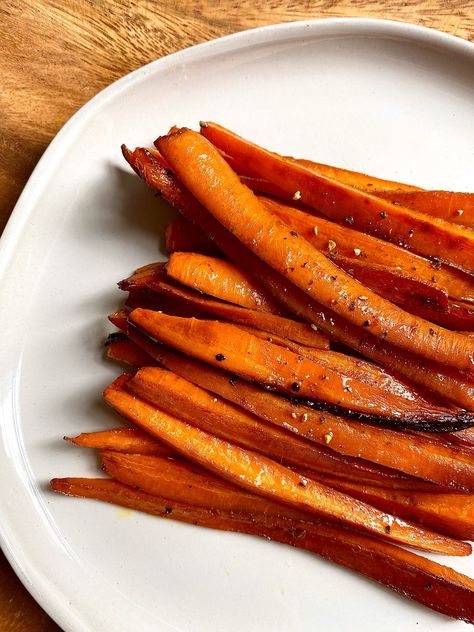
[51,476,474,623]
[105,332,153,367]
[165,219,220,255]
[107,324,474,491]
[129,308,471,428]
[166,251,282,313]
[199,122,474,274]
[157,128,474,373]
[126,366,420,486]
[259,192,474,305]
[65,428,174,457]
[102,451,474,542]
[375,190,474,229]
[121,144,474,408]
[314,473,474,541]
[103,378,470,555]
[147,274,331,349]
[409,299,474,332]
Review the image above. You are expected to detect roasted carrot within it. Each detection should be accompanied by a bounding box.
[102,451,474,542]
[51,476,474,623]
[103,378,469,555]
[166,251,282,313]
[65,428,174,457]
[105,332,153,367]
[129,308,470,428]
[147,275,330,349]
[121,144,474,408]
[287,157,422,193]
[164,218,220,255]
[109,323,474,489]
[314,473,474,541]
[375,190,474,229]
[261,194,474,305]
[199,122,474,274]
[409,299,474,332]
[156,128,474,373]
[126,366,417,484]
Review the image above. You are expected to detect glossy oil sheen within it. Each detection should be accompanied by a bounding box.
[0,18,473,632]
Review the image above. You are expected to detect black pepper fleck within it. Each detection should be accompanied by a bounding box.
[385,525,391,534]
[380,211,388,219]
[165,507,173,515]
[229,377,237,386]
[215,353,226,361]
[291,382,301,392]
[290,230,298,237]
[363,320,371,327]
[345,215,354,224]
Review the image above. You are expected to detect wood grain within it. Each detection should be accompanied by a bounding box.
[0,2,472,630]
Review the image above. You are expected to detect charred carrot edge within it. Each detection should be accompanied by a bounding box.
[50,476,474,623]
[156,129,474,373]
[65,428,175,457]
[121,144,474,409]
[375,190,474,228]
[260,192,474,305]
[199,122,474,274]
[107,324,474,491]
[165,219,221,256]
[103,378,470,555]
[166,251,283,313]
[129,308,473,429]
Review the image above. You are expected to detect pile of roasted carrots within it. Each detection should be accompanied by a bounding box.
[51,123,474,623]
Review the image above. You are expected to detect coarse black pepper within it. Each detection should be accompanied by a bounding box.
[215,353,226,361]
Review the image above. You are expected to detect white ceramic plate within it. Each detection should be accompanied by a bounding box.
[1,18,473,632]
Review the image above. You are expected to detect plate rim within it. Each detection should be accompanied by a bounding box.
[1,16,473,631]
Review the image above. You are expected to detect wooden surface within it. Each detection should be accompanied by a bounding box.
[0,1,472,630]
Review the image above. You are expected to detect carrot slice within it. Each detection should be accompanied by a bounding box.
[105,332,153,367]
[65,428,174,457]
[261,191,474,305]
[199,122,474,274]
[121,144,474,408]
[147,274,330,349]
[166,251,282,313]
[156,128,474,373]
[51,476,474,623]
[126,365,366,477]
[129,308,471,428]
[107,323,474,490]
[103,378,469,555]
[409,299,474,332]
[165,219,220,255]
[315,473,474,541]
[375,190,474,229]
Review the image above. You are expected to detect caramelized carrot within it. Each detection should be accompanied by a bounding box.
[121,144,474,408]
[200,122,474,274]
[103,378,469,555]
[105,322,474,491]
[166,251,282,313]
[129,308,470,428]
[147,275,330,349]
[288,157,422,193]
[409,299,474,331]
[156,128,474,373]
[262,193,474,305]
[165,219,220,255]
[105,332,153,367]
[65,428,174,456]
[314,473,474,541]
[51,476,474,623]
[375,190,474,229]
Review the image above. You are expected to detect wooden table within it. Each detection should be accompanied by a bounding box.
[0,2,472,630]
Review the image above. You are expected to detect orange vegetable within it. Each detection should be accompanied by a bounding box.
[105,323,474,491]
[66,428,174,456]
[164,219,220,255]
[166,251,282,313]
[200,122,474,274]
[50,476,474,623]
[129,308,471,429]
[121,143,474,408]
[375,190,474,229]
[103,377,469,555]
[156,128,474,372]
